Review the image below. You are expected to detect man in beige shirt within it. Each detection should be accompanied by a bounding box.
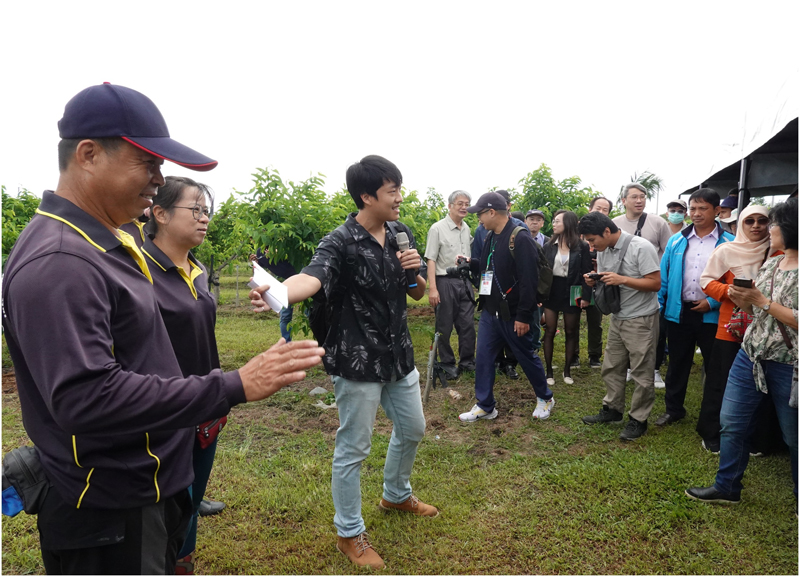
[613,183,672,259]
[612,182,672,387]
[425,190,476,376]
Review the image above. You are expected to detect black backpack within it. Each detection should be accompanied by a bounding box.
[499,225,553,301]
[307,221,404,345]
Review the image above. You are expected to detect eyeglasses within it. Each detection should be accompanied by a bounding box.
[453,201,470,208]
[174,205,212,220]
[742,217,769,226]
[626,195,647,201]
[769,222,778,229]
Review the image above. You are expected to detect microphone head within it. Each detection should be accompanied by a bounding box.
[396,231,410,251]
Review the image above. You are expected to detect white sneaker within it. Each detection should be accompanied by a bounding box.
[654,370,665,389]
[459,404,498,422]
[626,369,632,382]
[532,397,555,420]
[563,373,574,385]
[546,377,555,386]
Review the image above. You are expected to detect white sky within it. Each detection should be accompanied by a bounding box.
[1,1,797,215]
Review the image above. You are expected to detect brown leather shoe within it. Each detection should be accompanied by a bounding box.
[379,495,439,517]
[336,532,385,569]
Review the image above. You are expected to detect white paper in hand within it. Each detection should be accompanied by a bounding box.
[247,262,289,312]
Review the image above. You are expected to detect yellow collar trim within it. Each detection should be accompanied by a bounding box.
[35,209,106,253]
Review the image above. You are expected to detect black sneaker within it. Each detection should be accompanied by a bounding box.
[569,356,581,369]
[589,357,602,369]
[619,418,647,441]
[503,364,519,380]
[582,405,623,425]
[701,439,720,454]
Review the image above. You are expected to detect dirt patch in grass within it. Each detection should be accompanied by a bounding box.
[3,370,17,394]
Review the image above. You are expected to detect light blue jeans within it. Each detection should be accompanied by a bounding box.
[331,368,426,538]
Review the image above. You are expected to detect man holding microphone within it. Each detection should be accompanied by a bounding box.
[250,155,437,570]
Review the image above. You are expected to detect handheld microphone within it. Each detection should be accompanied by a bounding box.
[395,231,418,289]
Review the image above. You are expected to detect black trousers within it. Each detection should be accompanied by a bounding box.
[39,487,192,575]
[574,305,604,360]
[434,276,476,369]
[696,338,741,442]
[664,305,717,419]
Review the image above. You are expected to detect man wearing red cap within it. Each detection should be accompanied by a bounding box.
[1,84,323,574]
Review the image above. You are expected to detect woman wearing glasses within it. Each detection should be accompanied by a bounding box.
[687,198,797,505]
[696,205,776,454]
[142,176,220,574]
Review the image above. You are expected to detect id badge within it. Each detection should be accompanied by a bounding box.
[480,271,493,295]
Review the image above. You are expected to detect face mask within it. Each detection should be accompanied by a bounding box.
[668,212,685,224]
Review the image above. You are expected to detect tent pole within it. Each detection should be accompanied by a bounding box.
[737,157,749,212]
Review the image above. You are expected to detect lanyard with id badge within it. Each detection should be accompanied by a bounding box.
[482,238,517,321]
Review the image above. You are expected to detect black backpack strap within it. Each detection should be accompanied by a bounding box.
[635,213,647,237]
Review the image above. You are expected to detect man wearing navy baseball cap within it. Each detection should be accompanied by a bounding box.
[458,192,555,423]
[1,84,324,574]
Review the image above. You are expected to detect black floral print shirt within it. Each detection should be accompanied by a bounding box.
[302,213,422,382]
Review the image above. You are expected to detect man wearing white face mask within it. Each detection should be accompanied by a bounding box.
[666,199,689,235]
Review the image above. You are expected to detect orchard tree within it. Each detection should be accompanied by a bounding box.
[516,164,601,236]
[2,186,40,269]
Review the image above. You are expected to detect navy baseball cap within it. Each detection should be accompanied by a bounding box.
[467,192,507,213]
[58,83,217,171]
[720,196,738,209]
[526,209,545,219]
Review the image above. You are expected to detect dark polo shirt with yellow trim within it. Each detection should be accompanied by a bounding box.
[1,191,245,510]
[142,237,220,377]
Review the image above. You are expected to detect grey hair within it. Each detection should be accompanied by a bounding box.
[448,190,471,205]
[622,183,647,198]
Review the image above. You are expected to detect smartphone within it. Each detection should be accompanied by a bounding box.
[587,273,603,280]
[733,277,752,288]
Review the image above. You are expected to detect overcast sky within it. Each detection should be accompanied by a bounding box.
[1,1,796,214]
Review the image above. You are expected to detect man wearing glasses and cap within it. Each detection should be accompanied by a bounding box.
[666,199,689,236]
[1,83,323,574]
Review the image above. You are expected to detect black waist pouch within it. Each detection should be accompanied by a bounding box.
[2,446,51,516]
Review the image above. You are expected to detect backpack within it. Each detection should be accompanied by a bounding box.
[504,225,553,301]
[307,221,403,345]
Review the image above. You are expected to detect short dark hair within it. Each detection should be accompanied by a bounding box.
[688,187,721,208]
[511,211,524,221]
[589,196,613,211]
[769,197,797,250]
[727,187,739,197]
[146,176,214,237]
[345,155,402,209]
[57,137,122,172]
[578,211,619,236]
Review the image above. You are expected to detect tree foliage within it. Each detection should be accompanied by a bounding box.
[619,170,664,204]
[515,164,602,236]
[2,186,41,269]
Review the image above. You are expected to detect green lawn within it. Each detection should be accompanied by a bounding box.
[2,272,797,574]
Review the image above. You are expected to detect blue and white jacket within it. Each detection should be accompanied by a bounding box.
[658,222,734,324]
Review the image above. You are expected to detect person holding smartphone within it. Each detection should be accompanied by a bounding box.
[696,205,775,454]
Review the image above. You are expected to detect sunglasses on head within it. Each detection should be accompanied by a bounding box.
[742,217,769,226]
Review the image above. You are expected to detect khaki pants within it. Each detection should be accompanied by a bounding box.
[601,311,659,422]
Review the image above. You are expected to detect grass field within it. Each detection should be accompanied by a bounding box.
[2,268,797,574]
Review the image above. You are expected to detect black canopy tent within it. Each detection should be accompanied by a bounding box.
[681,117,798,211]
